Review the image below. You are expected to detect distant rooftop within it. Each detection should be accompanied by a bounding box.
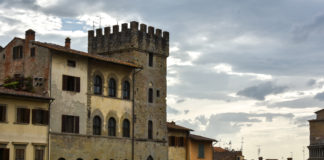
[0,87,53,101]
[167,121,193,131]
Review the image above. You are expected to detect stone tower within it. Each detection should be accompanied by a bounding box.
[88,21,169,160]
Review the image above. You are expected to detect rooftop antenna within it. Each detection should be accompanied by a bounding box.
[229,141,232,150]
[241,137,244,152]
[92,21,95,30]
[257,145,261,158]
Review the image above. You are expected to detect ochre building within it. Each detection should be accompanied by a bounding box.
[0,21,169,160]
[308,109,324,160]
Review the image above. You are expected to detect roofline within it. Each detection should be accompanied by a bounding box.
[189,134,217,142]
[315,109,324,113]
[0,91,54,101]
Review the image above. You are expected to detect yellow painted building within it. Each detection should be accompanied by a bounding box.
[167,122,216,160]
[0,87,53,160]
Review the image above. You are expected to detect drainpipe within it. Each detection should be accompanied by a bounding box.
[132,67,142,160]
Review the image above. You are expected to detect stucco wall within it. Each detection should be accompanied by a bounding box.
[50,52,88,134]
[309,120,324,144]
[188,140,214,160]
[0,97,49,160]
[168,130,188,160]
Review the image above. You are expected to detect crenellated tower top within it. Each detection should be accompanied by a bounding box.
[88,21,169,57]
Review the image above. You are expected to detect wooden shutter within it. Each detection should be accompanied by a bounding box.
[75,116,79,133]
[62,75,68,90]
[32,109,36,124]
[175,137,178,146]
[44,110,49,125]
[25,108,30,123]
[0,106,6,122]
[76,77,80,92]
[3,148,9,160]
[62,115,66,132]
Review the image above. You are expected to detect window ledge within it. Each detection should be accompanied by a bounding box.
[14,122,30,125]
[0,121,9,124]
[32,123,48,126]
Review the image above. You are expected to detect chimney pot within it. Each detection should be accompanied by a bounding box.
[65,37,71,48]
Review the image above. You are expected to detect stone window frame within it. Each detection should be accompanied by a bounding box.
[121,76,132,100]
[13,142,28,160]
[91,109,104,136]
[121,113,132,138]
[91,71,105,96]
[106,111,119,137]
[107,73,119,98]
[32,143,46,160]
[148,120,153,140]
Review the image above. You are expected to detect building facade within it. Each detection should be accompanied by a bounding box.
[0,87,52,160]
[308,109,324,160]
[0,21,169,160]
[167,122,216,160]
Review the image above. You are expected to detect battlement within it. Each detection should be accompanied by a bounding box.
[88,21,169,56]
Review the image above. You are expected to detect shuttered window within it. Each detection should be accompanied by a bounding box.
[198,143,204,158]
[62,75,80,92]
[16,108,30,124]
[13,46,23,60]
[178,137,185,147]
[0,105,6,122]
[62,115,79,134]
[32,109,49,125]
[169,136,176,146]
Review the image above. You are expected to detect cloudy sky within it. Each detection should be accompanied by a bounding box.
[1,0,324,159]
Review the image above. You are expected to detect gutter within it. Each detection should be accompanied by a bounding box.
[132,67,142,160]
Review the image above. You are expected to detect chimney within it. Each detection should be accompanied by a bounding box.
[25,29,35,41]
[259,157,263,160]
[65,37,71,48]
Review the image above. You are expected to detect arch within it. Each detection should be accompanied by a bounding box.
[147,156,153,160]
[77,158,83,160]
[108,117,116,136]
[94,75,102,95]
[148,120,153,139]
[58,158,65,160]
[108,78,117,97]
[122,119,130,137]
[93,116,101,135]
[122,80,130,99]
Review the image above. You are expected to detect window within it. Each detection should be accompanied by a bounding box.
[32,109,49,125]
[16,108,30,124]
[77,158,83,160]
[108,78,116,97]
[148,88,153,103]
[67,60,76,67]
[58,158,65,160]
[94,75,102,95]
[148,120,153,139]
[0,105,6,122]
[148,52,153,67]
[156,90,160,97]
[198,144,204,158]
[13,46,23,60]
[15,148,25,160]
[123,119,130,137]
[93,116,101,135]
[2,54,5,59]
[35,148,44,160]
[169,136,176,146]
[123,81,130,100]
[178,137,185,147]
[0,148,9,160]
[108,118,116,136]
[62,115,79,134]
[30,48,35,57]
[147,156,153,160]
[62,75,80,92]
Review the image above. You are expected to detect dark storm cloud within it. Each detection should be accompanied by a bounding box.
[314,92,324,101]
[237,82,287,100]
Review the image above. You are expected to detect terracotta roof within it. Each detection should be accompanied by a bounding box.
[32,41,141,68]
[0,87,53,100]
[189,134,216,142]
[214,147,226,152]
[167,121,193,131]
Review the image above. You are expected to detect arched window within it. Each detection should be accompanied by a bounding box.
[123,119,130,137]
[109,78,116,97]
[94,75,102,95]
[148,120,153,139]
[93,116,101,135]
[123,81,130,99]
[58,158,65,160]
[147,156,153,160]
[108,117,116,136]
[148,88,153,103]
[77,158,83,160]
